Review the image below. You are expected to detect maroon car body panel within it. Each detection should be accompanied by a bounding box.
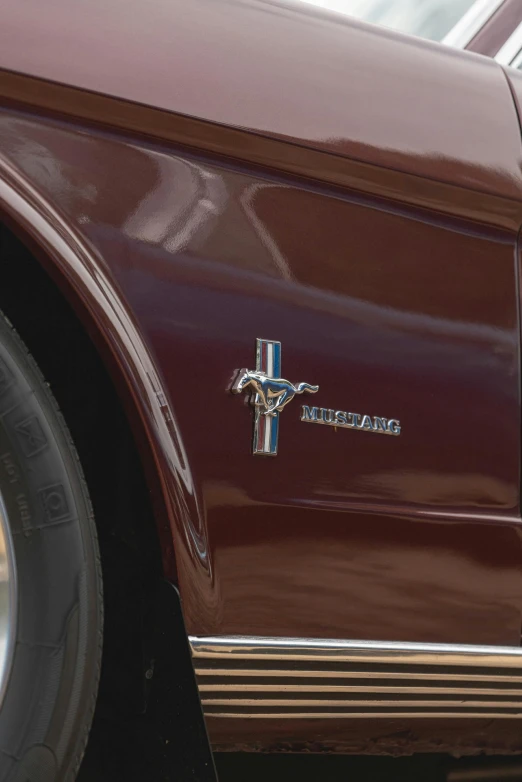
[1,0,522,201]
[2,0,522,753]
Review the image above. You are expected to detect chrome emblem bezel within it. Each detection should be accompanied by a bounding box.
[232,338,318,456]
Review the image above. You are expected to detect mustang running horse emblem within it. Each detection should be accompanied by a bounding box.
[232,370,319,416]
[231,339,319,455]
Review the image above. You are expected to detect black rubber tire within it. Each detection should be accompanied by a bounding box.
[0,311,102,781]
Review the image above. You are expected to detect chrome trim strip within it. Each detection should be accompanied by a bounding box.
[204,711,522,719]
[495,19,522,64]
[190,635,522,719]
[202,685,522,695]
[196,667,522,682]
[442,0,505,49]
[190,635,522,663]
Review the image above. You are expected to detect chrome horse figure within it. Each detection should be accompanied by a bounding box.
[232,369,319,415]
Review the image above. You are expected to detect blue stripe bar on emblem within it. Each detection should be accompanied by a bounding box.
[270,413,279,455]
[272,341,281,379]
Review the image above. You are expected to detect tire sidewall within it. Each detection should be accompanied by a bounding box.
[0,318,101,782]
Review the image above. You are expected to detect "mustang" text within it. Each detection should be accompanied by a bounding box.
[301,406,401,435]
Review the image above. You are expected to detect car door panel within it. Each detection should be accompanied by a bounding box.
[1,102,521,646]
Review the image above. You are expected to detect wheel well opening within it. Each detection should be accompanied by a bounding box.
[0,221,163,716]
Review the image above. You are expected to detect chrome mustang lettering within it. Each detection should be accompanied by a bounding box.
[301,406,401,436]
[388,419,401,435]
[301,404,319,422]
[373,416,388,432]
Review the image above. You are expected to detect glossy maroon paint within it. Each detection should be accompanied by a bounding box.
[1,0,522,754]
[1,102,521,645]
[1,0,522,201]
[503,67,522,132]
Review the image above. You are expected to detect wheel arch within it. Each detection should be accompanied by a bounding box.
[0,157,181,581]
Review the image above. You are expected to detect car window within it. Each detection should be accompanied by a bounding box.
[298,0,479,43]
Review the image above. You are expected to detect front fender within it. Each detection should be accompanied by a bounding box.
[0,153,207,589]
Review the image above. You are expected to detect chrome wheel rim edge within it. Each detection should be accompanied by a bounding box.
[0,491,17,710]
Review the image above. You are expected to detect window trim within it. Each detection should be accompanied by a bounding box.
[495,18,522,64]
[442,0,506,49]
